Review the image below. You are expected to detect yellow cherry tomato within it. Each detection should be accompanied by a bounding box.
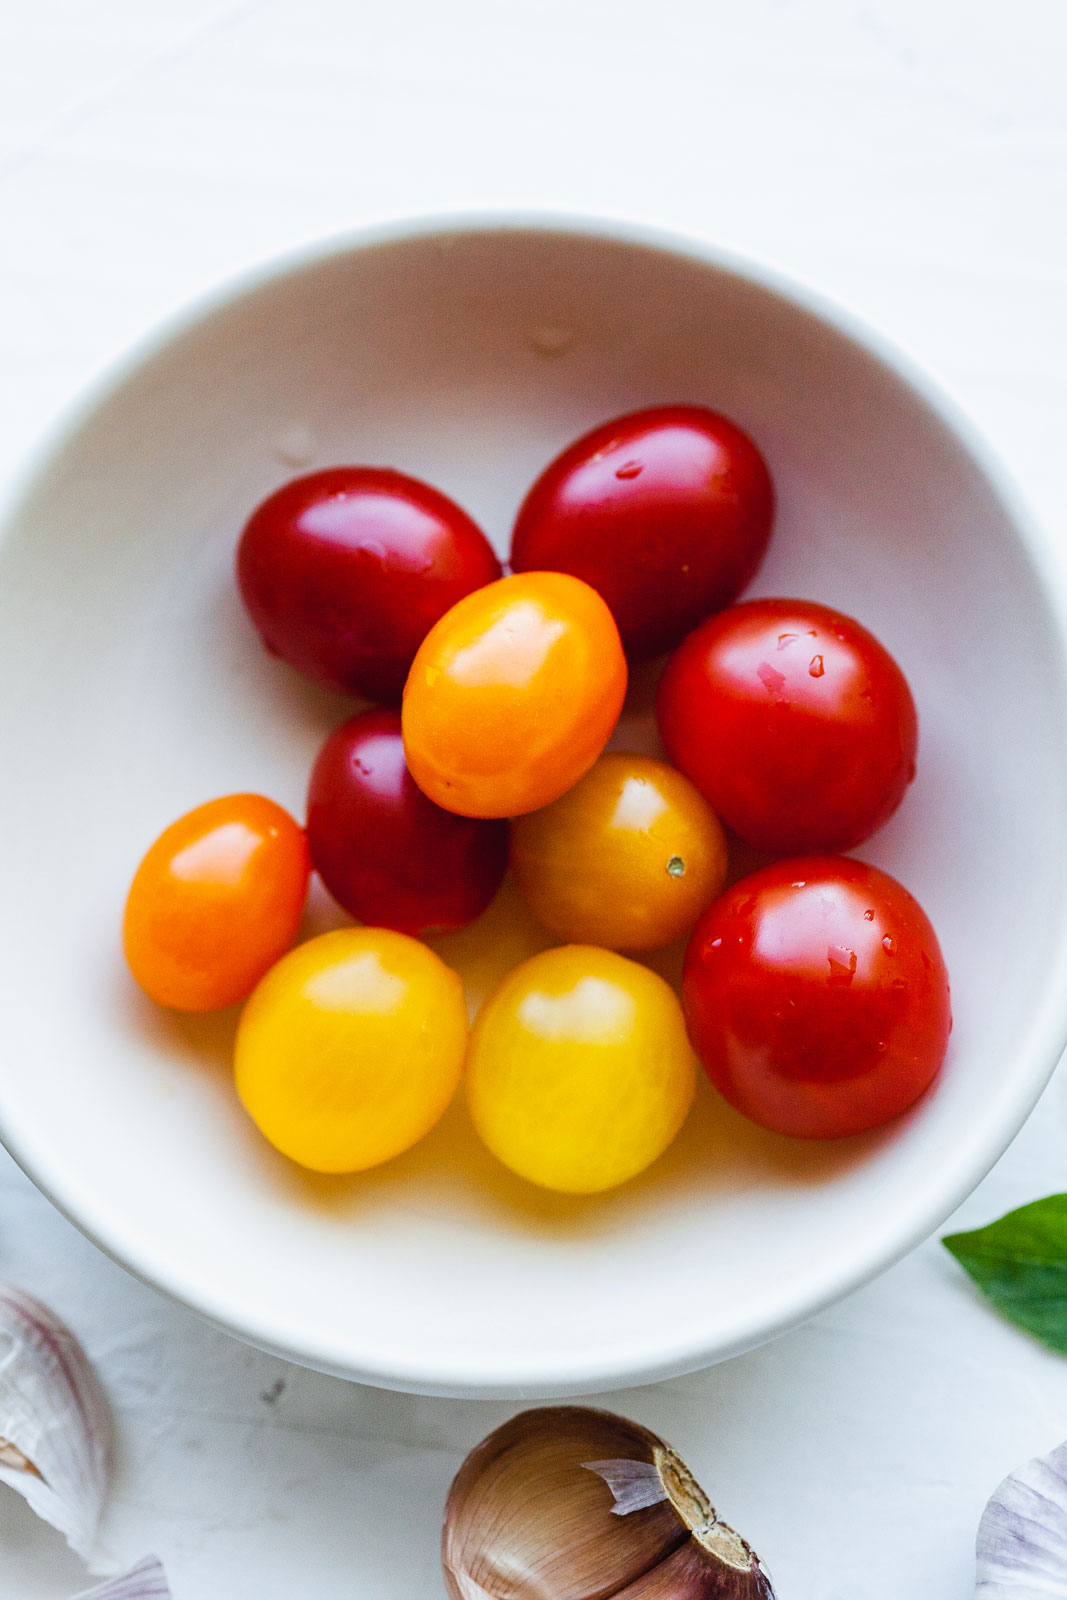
[465,945,696,1193]
[510,752,728,951]
[235,928,468,1173]
[123,793,309,1011]
[402,571,627,818]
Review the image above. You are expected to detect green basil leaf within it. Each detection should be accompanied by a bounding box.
[944,1194,1067,1354]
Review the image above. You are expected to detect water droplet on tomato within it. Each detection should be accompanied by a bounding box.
[827,945,857,985]
[710,936,722,949]
[526,324,575,357]
[615,460,643,479]
[882,935,897,954]
[791,880,806,889]
[777,632,798,650]
[355,537,387,563]
[863,909,875,921]
[809,654,825,677]
[666,855,686,877]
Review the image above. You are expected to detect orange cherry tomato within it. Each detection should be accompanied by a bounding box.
[123,794,309,1011]
[401,572,627,818]
[510,751,728,951]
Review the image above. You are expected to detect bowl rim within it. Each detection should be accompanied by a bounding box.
[4,207,1067,1398]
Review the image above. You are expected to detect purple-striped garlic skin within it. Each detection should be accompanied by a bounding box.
[977,1437,1067,1597]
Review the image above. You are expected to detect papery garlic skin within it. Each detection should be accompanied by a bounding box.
[586,1457,670,1516]
[72,1555,173,1599]
[443,1406,775,1600]
[0,1283,112,1563]
[976,1437,1067,1597]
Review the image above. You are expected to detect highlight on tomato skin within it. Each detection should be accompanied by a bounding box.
[123,794,310,1012]
[681,856,952,1140]
[511,404,775,658]
[236,466,502,702]
[306,708,508,936]
[656,597,918,856]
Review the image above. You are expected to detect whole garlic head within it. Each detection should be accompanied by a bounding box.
[442,1406,775,1600]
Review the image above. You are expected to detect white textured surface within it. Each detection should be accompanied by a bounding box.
[1,1,1066,1596]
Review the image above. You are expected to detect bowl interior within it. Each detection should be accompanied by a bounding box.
[1,222,1065,1396]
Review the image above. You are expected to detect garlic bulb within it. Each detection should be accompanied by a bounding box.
[442,1406,775,1600]
[0,1282,112,1562]
[0,1284,167,1598]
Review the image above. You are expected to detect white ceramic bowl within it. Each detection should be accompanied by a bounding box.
[2,214,1066,1398]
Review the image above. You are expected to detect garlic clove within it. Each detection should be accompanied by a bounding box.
[0,1283,112,1562]
[443,1406,775,1600]
[976,1437,1067,1596]
[71,1556,173,1599]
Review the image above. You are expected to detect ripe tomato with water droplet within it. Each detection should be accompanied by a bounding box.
[510,405,774,657]
[657,598,918,854]
[682,856,951,1138]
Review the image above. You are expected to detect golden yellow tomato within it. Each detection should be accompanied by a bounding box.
[510,751,728,951]
[235,928,468,1173]
[465,945,696,1193]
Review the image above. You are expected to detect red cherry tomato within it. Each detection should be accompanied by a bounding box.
[236,467,501,701]
[510,405,774,658]
[683,857,951,1139]
[656,598,918,854]
[306,709,508,935]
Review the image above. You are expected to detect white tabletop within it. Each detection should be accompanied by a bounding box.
[2,3,1067,1596]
